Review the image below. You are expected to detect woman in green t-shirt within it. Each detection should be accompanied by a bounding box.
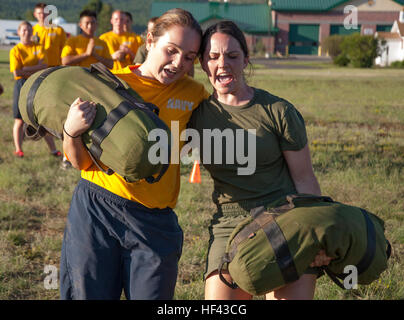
[189,20,332,300]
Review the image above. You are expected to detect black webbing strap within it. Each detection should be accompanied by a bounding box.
[323,208,377,289]
[356,209,376,275]
[89,63,124,90]
[26,66,65,127]
[89,101,133,160]
[262,219,300,284]
[219,204,299,290]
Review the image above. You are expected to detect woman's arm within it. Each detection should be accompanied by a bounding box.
[62,53,90,66]
[283,143,321,196]
[63,98,97,170]
[14,59,47,78]
[284,144,332,266]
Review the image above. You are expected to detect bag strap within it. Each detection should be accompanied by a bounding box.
[260,216,300,284]
[89,63,125,90]
[23,123,48,141]
[26,66,65,128]
[88,100,170,184]
[87,148,114,176]
[219,204,300,290]
[89,101,134,160]
[218,254,239,290]
[89,63,160,115]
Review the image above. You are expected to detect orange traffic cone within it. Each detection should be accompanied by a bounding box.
[189,160,201,183]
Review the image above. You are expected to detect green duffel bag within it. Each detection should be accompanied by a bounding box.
[219,194,391,296]
[19,63,170,183]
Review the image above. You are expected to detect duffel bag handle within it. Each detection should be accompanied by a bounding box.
[89,63,125,90]
[218,254,239,290]
[23,123,48,141]
[87,148,115,176]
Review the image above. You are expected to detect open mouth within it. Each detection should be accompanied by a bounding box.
[163,67,178,78]
[216,73,234,85]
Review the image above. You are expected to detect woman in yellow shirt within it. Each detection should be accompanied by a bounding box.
[9,21,61,158]
[60,9,209,300]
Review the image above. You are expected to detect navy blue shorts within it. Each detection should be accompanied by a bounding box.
[60,179,183,300]
[13,78,26,119]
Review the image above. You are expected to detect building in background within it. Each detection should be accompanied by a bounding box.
[271,0,404,56]
[375,9,404,66]
[150,0,404,57]
[151,1,275,56]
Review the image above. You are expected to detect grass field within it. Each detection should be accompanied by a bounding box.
[0,49,403,300]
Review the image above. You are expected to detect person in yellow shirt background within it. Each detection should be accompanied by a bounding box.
[99,10,143,71]
[32,2,66,67]
[61,10,113,69]
[9,21,61,158]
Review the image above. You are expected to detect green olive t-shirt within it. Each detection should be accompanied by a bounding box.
[188,88,308,213]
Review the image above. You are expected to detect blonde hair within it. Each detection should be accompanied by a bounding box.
[18,21,32,31]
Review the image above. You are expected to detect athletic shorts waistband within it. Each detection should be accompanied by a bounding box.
[77,178,172,214]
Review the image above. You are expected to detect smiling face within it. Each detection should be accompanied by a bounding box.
[201,32,249,99]
[141,25,200,85]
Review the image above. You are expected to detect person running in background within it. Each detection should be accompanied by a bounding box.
[100,10,143,71]
[9,21,61,158]
[32,2,66,67]
[61,10,113,69]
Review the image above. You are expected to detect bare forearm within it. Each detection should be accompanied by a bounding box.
[293,173,321,196]
[14,64,46,78]
[63,133,93,170]
[62,54,89,66]
[283,144,321,196]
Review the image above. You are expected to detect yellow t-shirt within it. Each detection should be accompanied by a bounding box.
[99,31,144,70]
[61,35,112,68]
[32,24,66,66]
[9,42,47,79]
[81,65,209,209]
